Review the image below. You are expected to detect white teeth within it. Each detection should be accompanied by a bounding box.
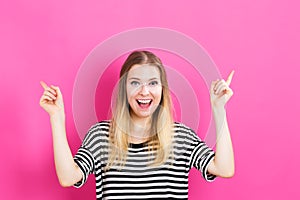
[137,99,151,104]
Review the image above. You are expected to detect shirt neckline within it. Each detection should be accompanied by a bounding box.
[129,141,149,149]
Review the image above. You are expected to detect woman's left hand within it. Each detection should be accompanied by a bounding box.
[210,70,235,109]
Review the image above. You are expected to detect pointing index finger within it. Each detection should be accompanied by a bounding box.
[226,70,235,86]
[40,81,48,89]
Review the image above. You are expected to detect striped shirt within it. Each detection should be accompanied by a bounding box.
[74,121,216,199]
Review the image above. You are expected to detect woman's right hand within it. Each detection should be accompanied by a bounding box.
[39,81,65,117]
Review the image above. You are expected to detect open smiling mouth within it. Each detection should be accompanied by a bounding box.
[136,99,152,109]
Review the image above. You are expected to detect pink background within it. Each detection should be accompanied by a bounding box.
[1,0,299,199]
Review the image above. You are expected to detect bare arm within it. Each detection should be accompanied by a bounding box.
[207,71,235,178]
[40,81,82,187]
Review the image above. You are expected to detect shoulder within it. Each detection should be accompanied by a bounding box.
[173,122,200,142]
[88,120,111,138]
[82,120,110,147]
[89,120,111,132]
[173,122,195,135]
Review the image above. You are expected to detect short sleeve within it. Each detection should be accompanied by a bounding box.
[73,146,95,188]
[72,121,109,188]
[190,141,216,182]
[175,123,217,182]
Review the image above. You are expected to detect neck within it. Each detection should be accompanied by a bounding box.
[129,116,151,143]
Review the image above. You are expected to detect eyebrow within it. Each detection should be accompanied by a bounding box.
[128,77,159,81]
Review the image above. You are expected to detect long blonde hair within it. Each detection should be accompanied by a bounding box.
[106,50,174,170]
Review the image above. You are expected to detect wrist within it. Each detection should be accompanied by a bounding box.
[212,105,226,113]
[212,106,227,122]
[50,112,65,122]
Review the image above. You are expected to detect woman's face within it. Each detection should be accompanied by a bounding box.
[126,64,162,121]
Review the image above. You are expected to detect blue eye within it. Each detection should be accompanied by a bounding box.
[130,81,140,87]
[149,81,158,86]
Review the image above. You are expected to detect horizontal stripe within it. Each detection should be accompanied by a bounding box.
[74,121,216,199]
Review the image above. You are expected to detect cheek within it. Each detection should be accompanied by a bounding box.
[126,86,132,98]
[126,88,137,104]
[153,88,162,102]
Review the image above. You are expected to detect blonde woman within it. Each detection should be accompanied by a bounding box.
[40,50,235,199]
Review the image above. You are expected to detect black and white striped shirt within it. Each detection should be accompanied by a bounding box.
[74,121,216,199]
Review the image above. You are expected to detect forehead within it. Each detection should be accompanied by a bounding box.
[127,64,160,80]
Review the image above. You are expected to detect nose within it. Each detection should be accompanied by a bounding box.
[139,84,150,95]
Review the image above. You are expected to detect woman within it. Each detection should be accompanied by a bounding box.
[40,50,234,199]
